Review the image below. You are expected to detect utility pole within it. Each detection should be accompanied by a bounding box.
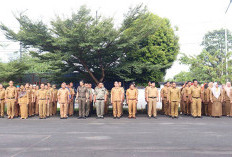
[225,0,231,81]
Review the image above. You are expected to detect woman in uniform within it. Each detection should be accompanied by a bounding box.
[211,82,223,118]
[18,85,29,119]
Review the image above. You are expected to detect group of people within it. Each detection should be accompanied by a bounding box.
[159,80,232,119]
[0,79,232,120]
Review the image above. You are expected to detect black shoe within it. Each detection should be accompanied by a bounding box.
[113,117,116,119]
[83,117,86,119]
[78,117,82,119]
[153,117,157,119]
[172,117,174,119]
[101,117,104,119]
[117,117,120,119]
[60,117,63,119]
[198,116,202,118]
[96,117,100,119]
[39,117,43,119]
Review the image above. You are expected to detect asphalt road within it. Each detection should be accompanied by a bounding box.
[1,115,232,157]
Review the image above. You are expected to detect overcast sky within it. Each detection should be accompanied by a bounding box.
[0,0,232,80]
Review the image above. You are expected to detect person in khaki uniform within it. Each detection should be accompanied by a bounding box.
[18,85,29,119]
[38,84,48,119]
[45,85,50,117]
[180,83,186,115]
[189,79,203,118]
[67,83,75,116]
[15,85,20,117]
[221,84,226,116]
[126,83,138,119]
[183,81,192,115]
[223,82,232,116]
[160,82,167,115]
[0,84,5,118]
[207,82,213,116]
[202,83,209,116]
[211,82,223,118]
[111,81,123,119]
[119,82,125,117]
[85,83,92,117]
[47,83,54,116]
[34,85,39,115]
[146,81,159,119]
[145,81,151,114]
[5,81,17,119]
[168,82,180,118]
[31,84,36,116]
[25,83,33,117]
[58,83,70,119]
[76,80,88,119]
[94,82,107,119]
[52,85,58,115]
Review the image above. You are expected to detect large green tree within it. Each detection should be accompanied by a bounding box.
[176,29,232,84]
[1,5,179,84]
[115,8,179,84]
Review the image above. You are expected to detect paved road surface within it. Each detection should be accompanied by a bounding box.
[0,115,232,157]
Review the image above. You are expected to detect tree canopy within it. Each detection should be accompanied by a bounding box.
[174,29,232,84]
[0,5,179,85]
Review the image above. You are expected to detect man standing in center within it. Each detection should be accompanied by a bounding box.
[126,83,138,119]
[85,83,92,117]
[146,81,159,119]
[37,83,48,119]
[58,82,69,119]
[111,81,123,119]
[189,79,203,118]
[76,80,87,119]
[168,82,180,119]
[94,82,107,119]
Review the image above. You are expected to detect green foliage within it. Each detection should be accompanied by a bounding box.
[115,12,179,83]
[0,5,179,84]
[176,29,232,84]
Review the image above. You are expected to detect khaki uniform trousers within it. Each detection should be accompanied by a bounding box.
[191,98,202,117]
[14,103,20,117]
[20,103,28,119]
[46,100,50,117]
[39,100,47,118]
[163,98,168,115]
[60,103,67,118]
[128,99,137,117]
[35,100,39,115]
[53,101,57,115]
[113,101,121,118]
[7,99,15,118]
[0,100,5,117]
[171,101,179,117]
[67,100,74,116]
[148,98,157,117]
[28,100,33,116]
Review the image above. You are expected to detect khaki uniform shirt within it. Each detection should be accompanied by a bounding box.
[190,86,202,98]
[146,87,158,98]
[18,91,29,104]
[94,87,106,100]
[126,88,138,100]
[111,87,123,102]
[0,88,5,99]
[53,89,58,101]
[57,88,69,104]
[183,86,191,101]
[5,86,17,99]
[37,89,47,100]
[168,87,180,102]
[160,86,168,99]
